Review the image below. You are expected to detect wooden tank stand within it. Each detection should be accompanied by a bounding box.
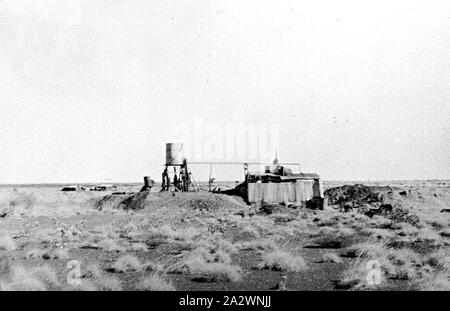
[160,159,195,192]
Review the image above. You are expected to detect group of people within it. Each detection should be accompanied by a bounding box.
[161,159,191,192]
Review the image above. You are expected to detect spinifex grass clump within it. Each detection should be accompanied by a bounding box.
[176,246,243,282]
[257,250,307,272]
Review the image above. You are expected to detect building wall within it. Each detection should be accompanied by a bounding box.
[247,180,315,203]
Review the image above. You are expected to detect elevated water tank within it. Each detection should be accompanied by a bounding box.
[166,143,184,166]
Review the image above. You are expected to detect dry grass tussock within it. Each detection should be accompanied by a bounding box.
[360,227,396,239]
[414,272,450,291]
[408,249,449,290]
[239,239,279,252]
[97,238,125,252]
[320,253,344,264]
[138,273,176,291]
[391,222,419,236]
[0,235,17,251]
[196,235,239,254]
[146,225,204,245]
[176,246,243,282]
[80,263,123,291]
[112,255,142,273]
[129,242,149,252]
[268,225,299,240]
[367,215,392,228]
[257,249,307,272]
[339,235,450,290]
[339,258,387,290]
[0,265,59,291]
[345,239,391,259]
[414,227,444,246]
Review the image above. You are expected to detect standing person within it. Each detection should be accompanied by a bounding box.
[173,166,179,190]
[161,166,169,191]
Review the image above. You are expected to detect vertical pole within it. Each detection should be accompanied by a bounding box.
[161,166,166,192]
[167,165,171,192]
[209,163,213,192]
[183,159,189,191]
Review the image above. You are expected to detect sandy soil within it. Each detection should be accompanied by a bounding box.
[0,181,448,291]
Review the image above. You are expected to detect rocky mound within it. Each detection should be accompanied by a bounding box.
[325,184,393,206]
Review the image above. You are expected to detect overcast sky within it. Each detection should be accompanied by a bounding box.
[1,0,449,183]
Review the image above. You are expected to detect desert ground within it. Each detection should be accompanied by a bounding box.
[0,180,449,291]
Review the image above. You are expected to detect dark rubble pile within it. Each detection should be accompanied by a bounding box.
[325,184,420,225]
[325,184,393,207]
[95,191,150,211]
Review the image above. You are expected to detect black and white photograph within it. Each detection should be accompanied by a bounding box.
[0,0,449,298]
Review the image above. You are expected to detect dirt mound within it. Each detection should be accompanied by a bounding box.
[95,192,150,211]
[325,184,393,206]
[181,193,244,211]
[95,191,245,212]
[118,192,151,210]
